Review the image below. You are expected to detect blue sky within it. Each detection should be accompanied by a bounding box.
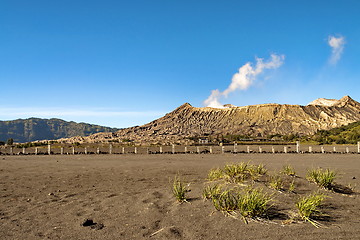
[1,1,359,127]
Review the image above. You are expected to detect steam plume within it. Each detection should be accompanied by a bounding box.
[204,54,285,108]
[328,35,345,65]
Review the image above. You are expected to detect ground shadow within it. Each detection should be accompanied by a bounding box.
[331,183,355,195]
[266,207,289,221]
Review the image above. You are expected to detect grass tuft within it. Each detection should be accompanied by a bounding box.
[248,164,268,180]
[203,184,222,200]
[237,187,272,220]
[307,168,336,189]
[211,187,272,223]
[296,192,326,227]
[172,175,188,202]
[223,162,249,183]
[269,175,284,191]
[207,168,224,181]
[281,164,296,176]
[288,179,296,193]
[207,162,267,183]
[211,190,238,212]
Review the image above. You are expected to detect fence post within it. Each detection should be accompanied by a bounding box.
[321,146,325,154]
[61,147,64,155]
[85,147,87,155]
[358,142,360,153]
[122,147,125,154]
[160,146,163,154]
[309,146,312,153]
[35,147,38,155]
[296,141,300,153]
[134,147,137,154]
[284,146,287,153]
[184,146,187,154]
[72,147,75,155]
[259,146,262,153]
[109,144,112,154]
[234,143,237,153]
[346,147,349,154]
[97,147,100,154]
[48,144,51,155]
[22,147,26,155]
[172,144,175,154]
[272,146,275,154]
[209,146,212,154]
[333,146,336,153]
[197,146,200,154]
[247,146,250,154]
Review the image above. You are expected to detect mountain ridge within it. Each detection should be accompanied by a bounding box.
[57,95,360,145]
[0,118,119,143]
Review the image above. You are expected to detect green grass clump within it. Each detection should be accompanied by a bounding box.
[248,164,268,180]
[288,179,295,193]
[212,190,238,212]
[172,175,188,202]
[296,192,326,227]
[203,184,222,200]
[207,168,224,181]
[207,162,267,183]
[281,164,296,176]
[237,188,272,221]
[306,168,336,189]
[211,187,272,223]
[269,175,284,191]
[223,162,249,182]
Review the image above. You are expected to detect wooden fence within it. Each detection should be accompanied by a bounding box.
[1,142,360,155]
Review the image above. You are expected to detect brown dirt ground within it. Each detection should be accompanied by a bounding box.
[0,154,359,239]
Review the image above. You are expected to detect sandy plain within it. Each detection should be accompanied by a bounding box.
[0,154,359,239]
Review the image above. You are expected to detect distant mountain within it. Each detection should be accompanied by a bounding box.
[60,95,360,145]
[0,118,119,143]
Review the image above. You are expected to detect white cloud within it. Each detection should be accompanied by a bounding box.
[328,35,345,65]
[204,54,285,107]
[203,89,224,108]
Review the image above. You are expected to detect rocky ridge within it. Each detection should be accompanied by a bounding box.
[58,96,360,145]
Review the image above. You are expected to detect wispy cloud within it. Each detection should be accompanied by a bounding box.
[328,35,345,65]
[204,54,285,108]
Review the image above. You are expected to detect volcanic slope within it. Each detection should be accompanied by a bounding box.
[61,96,360,145]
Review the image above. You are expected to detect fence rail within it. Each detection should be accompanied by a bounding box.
[1,142,360,155]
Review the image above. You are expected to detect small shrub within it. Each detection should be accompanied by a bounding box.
[207,168,224,181]
[296,192,326,227]
[307,168,336,189]
[281,165,296,176]
[203,184,222,200]
[172,175,188,202]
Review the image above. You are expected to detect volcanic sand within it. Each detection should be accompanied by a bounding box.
[0,154,359,239]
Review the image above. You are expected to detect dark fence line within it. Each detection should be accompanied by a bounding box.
[1,142,360,155]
